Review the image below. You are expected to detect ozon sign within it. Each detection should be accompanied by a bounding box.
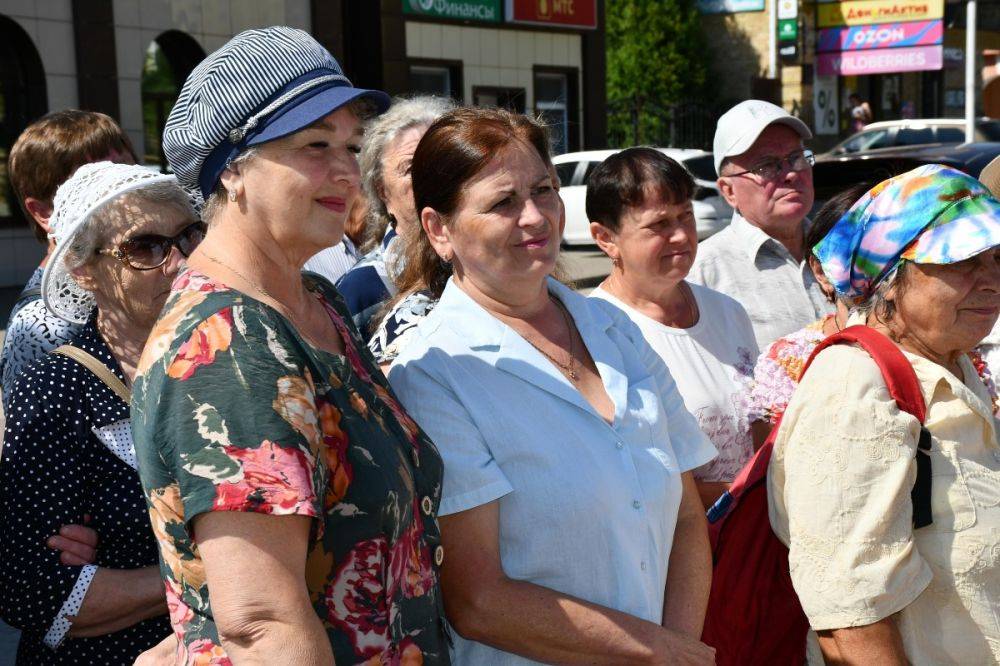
[817,19,943,52]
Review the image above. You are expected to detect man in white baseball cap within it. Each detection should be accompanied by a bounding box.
[688,99,834,346]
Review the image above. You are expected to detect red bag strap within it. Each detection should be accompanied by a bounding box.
[798,325,926,424]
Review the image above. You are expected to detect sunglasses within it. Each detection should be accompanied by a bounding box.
[98,221,206,270]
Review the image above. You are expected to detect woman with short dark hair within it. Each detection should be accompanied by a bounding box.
[587,147,759,509]
[389,109,717,664]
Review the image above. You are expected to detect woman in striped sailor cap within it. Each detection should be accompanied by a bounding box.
[130,26,451,665]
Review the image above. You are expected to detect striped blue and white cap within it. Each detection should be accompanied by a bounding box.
[163,26,390,201]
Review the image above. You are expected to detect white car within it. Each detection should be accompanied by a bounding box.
[552,148,733,246]
[824,118,1000,156]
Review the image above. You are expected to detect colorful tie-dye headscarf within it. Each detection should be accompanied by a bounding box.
[814,164,1000,303]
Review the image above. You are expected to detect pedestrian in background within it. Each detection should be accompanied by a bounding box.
[390,107,717,665]
[132,27,450,664]
[337,95,455,337]
[745,183,866,444]
[0,110,137,413]
[689,100,834,347]
[770,165,1000,664]
[847,92,873,132]
[587,147,758,510]
[0,162,199,664]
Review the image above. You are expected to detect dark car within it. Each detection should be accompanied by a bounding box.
[812,142,1000,210]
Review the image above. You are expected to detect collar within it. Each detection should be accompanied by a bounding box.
[730,211,808,263]
[433,277,627,425]
[842,313,996,429]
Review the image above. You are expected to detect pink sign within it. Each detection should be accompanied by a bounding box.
[816,45,943,76]
[817,20,942,53]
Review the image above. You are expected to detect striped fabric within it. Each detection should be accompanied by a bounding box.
[162,26,351,200]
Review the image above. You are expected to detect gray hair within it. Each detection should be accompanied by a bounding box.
[201,98,378,225]
[359,95,456,250]
[65,181,196,269]
[851,262,910,323]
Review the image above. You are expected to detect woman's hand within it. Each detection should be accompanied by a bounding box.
[133,633,177,665]
[46,515,98,566]
[653,629,716,665]
[440,500,714,665]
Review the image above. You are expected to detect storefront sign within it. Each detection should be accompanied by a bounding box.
[778,19,798,41]
[696,0,765,14]
[817,20,943,52]
[777,0,797,20]
[817,0,944,28]
[506,0,597,28]
[813,75,839,136]
[402,0,502,22]
[817,44,943,76]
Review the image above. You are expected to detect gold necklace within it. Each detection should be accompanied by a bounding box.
[520,296,579,382]
[202,252,309,321]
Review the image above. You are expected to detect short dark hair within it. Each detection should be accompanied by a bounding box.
[806,182,872,260]
[585,147,695,233]
[9,110,137,242]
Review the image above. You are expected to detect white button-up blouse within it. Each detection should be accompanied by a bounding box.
[389,277,717,665]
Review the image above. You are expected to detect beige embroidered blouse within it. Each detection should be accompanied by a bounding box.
[768,343,1000,664]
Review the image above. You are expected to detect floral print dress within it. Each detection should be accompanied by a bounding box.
[131,268,450,665]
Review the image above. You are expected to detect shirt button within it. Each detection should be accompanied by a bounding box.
[632,500,642,510]
[615,441,624,450]
[421,496,434,516]
[641,561,647,571]
[434,545,445,567]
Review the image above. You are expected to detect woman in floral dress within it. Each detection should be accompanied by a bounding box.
[131,28,449,664]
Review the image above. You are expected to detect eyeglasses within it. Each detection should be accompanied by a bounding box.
[98,221,206,270]
[725,149,815,181]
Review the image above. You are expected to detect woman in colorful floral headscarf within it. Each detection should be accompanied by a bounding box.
[768,164,1000,665]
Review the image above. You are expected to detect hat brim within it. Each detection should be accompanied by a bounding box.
[246,84,391,148]
[41,172,179,324]
[903,195,1000,267]
[715,116,813,175]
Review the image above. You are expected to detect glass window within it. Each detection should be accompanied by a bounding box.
[935,127,965,143]
[682,154,718,181]
[977,121,1000,142]
[142,31,205,172]
[535,72,569,155]
[895,127,935,146]
[410,65,452,97]
[839,129,891,153]
[554,162,578,188]
[474,87,526,113]
[0,15,48,227]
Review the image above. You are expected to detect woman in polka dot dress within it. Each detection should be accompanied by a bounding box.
[0,163,203,664]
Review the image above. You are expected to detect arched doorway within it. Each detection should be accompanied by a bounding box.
[0,14,47,226]
[141,30,205,170]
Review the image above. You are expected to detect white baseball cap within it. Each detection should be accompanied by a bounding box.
[713,100,812,176]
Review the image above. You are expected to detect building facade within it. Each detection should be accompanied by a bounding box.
[0,0,606,288]
[698,0,999,150]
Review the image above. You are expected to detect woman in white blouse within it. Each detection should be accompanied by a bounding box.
[388,108,718,664]
[588,147,759,509]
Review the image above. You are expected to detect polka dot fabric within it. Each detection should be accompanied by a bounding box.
[0,319,169,664]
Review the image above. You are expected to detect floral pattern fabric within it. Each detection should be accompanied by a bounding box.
[748,315,1000,426]
[132,267,449,665]
[368,291,438,365]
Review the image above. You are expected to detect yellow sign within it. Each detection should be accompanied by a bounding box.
[817,0,943,28]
